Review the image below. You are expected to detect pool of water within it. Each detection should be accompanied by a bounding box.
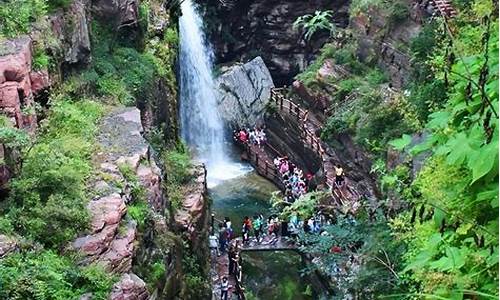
[210,169,313,300]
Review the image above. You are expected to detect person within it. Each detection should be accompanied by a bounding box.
[249,129,257,144]
[209,233,219,257]
[228,245,236,275]
[242,216,252,243]
[252,215,262,243]
[279,160,289,175]
[224,217,233,240]
[238,129,248,143]
[220,276,229,300]
[218,223,228,255]
[334,164,345,186]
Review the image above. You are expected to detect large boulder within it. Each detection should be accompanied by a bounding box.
[216,56,274,128]
[110,273,149,300]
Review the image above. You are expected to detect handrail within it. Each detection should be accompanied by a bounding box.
[269,88,361,204]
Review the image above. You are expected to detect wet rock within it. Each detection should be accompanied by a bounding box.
[216,56,274,127]
[110,273,149,300]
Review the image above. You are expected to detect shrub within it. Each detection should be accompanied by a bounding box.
[293,10,336,41]
[355,103,413,150]
[4,99,103,248]
[0,0,47,37]
[32,47,50,70]
[0,250,116,300]
[321,116,350,141]
[163,146,192,185]
[366,69,389,85]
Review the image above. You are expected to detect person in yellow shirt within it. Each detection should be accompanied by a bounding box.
[334,165,344,186]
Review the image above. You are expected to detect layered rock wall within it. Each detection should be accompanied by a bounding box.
[73,108,167,299]
[201,0,350,85]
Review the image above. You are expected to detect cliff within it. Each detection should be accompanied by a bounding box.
[200,0,351,85]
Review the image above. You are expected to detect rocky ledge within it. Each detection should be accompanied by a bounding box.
[72,107,165,299]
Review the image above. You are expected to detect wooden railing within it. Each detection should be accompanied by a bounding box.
[431,0,457,18]
[244,143,282,188]
[270,88,362,205]
[270,89,325,159]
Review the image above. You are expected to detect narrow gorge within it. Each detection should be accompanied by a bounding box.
[0,0,498,299]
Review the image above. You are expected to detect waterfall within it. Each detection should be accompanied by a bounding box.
[179,0,250,187]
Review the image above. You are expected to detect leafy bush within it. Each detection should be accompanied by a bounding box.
[293,10,335,41]
[321,116,350,141]
[32,47,50,70]
[0,0,47,37]
[4,99,103,248]
[0,250,116,300]
[163,145,192,185]
[355,103,414,151]
[366,69,389,85]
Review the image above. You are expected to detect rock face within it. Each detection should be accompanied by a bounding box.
[0,37,39,131]
[216,56,274,127]
[174,164,208,245]
[72,108,168,299]
[350,0,423,88]
[49,0,92,69]
[202,0,350,85]
[93,0,139,27]
[0,234,18,258]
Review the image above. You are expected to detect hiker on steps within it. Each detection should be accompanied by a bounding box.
[334,164,345,187]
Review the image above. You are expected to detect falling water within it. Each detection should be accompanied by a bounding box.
[179,0,250,187]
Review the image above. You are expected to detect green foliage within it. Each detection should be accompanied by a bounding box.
[299,214,406,298]
[0,0,47,37]
[389,5,499,297]
[293,10,336,41]
[162,144,192,211]
[4,99,103,248]
[355,102,414,151]
[320,115,350,141]
[295,43,337,86]
[0,250,116,300]
[271,191,327,220]
[181,248,210,299]
[32,47,50,71]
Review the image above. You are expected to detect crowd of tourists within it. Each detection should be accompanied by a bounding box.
[273,156,314,203]
[209,212,329,299]
[233,126,267,146]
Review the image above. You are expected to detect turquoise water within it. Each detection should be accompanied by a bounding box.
[210,170,313,300]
